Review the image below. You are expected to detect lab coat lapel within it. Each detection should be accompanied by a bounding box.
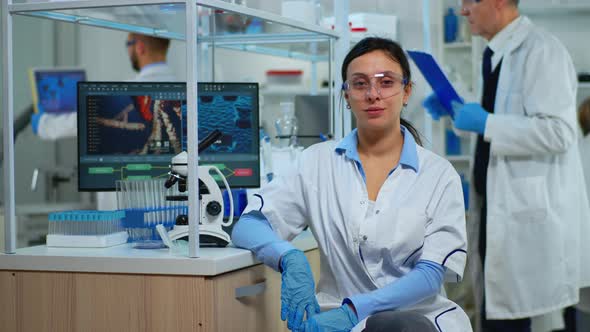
[494,17,532,116]
[380,167,419,211]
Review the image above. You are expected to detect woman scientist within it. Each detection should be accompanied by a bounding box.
[231,37,472,332]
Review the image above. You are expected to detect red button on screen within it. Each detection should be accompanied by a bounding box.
[234,168,253,177]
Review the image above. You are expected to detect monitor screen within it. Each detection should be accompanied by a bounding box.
[30,68,86,114]
[77,81,260,191]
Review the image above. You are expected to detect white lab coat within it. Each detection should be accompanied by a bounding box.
[467,16,590,321]
[127,62,177,82]
[35,112,79,140]
[243,130,472,331]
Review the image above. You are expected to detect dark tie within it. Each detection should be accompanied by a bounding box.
[482,47,494,83]
[475,46,499,267]
[474,46,495,198]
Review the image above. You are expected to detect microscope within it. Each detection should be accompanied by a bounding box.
[158,130,234,247]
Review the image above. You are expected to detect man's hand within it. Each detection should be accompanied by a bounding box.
[452,102,489,135]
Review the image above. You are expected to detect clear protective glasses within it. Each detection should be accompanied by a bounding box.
[461,0,481,7]
[125,39,137,48]
[343,71,408,100]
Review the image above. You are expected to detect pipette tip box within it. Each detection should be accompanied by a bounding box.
[46,232,129,248]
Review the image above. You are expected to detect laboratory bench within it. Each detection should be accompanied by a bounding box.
[0,231,319,332]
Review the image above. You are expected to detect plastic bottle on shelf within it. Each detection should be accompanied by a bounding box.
[459,17,471,42]
[274,102,298,148]
[444,8,458,43]
[259,129,274,183]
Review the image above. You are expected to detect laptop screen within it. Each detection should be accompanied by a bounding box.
[29,68,86,114]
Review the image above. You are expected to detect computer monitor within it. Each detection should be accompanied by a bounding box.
[29,68,86,114]
[77,81,260,191]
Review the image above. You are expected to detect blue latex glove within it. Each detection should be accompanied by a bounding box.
[452,101,489,135]
[31,103,44,135]
[422,93,451,120]
[31,112,43,135]
[281,249,321,331]
[298,304,359,332]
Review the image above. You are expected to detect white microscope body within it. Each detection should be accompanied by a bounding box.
[159,150,234,247]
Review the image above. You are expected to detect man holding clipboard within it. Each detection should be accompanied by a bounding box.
[412,1,590,332]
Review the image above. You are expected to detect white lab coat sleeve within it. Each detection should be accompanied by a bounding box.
[484,38,577,157]
[421,166,467,282]
[240,155,312,242]
[37,112,78,140]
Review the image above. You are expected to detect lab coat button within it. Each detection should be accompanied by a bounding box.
[375,210,380,214]
[362,235,368,241]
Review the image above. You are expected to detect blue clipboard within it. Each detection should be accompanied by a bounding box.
[407,50,463,117]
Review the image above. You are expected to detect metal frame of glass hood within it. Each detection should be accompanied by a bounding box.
[9,0,338,38]
[10,1,336,61]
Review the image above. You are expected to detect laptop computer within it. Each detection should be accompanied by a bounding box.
[29,67,86,114]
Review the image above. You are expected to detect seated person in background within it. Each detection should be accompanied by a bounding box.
[31,33,176,211]
[32,33,175,140]
[231,37,472,332]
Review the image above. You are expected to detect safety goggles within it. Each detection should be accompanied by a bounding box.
[125,39,137,48]
[461,0,482,6]
[342,72,408,100]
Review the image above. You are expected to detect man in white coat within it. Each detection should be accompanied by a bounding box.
[97,33,177,210]
[32,33,177,210]
[423,0,590,331]
[124,33,176,82]
[32,33,176,140]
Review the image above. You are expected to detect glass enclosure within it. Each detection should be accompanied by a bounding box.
[3,0,342,254]
[11,1,337,61]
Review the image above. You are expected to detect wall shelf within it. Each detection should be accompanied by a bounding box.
[260,87,328,97]
[520,3,590,15]
[443,41,471,50]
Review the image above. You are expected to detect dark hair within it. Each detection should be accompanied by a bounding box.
[133,33,171,55]
[341,37,422,146]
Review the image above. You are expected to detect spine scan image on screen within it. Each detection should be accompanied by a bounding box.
[78,82,260,191]
[88,94,182,155]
